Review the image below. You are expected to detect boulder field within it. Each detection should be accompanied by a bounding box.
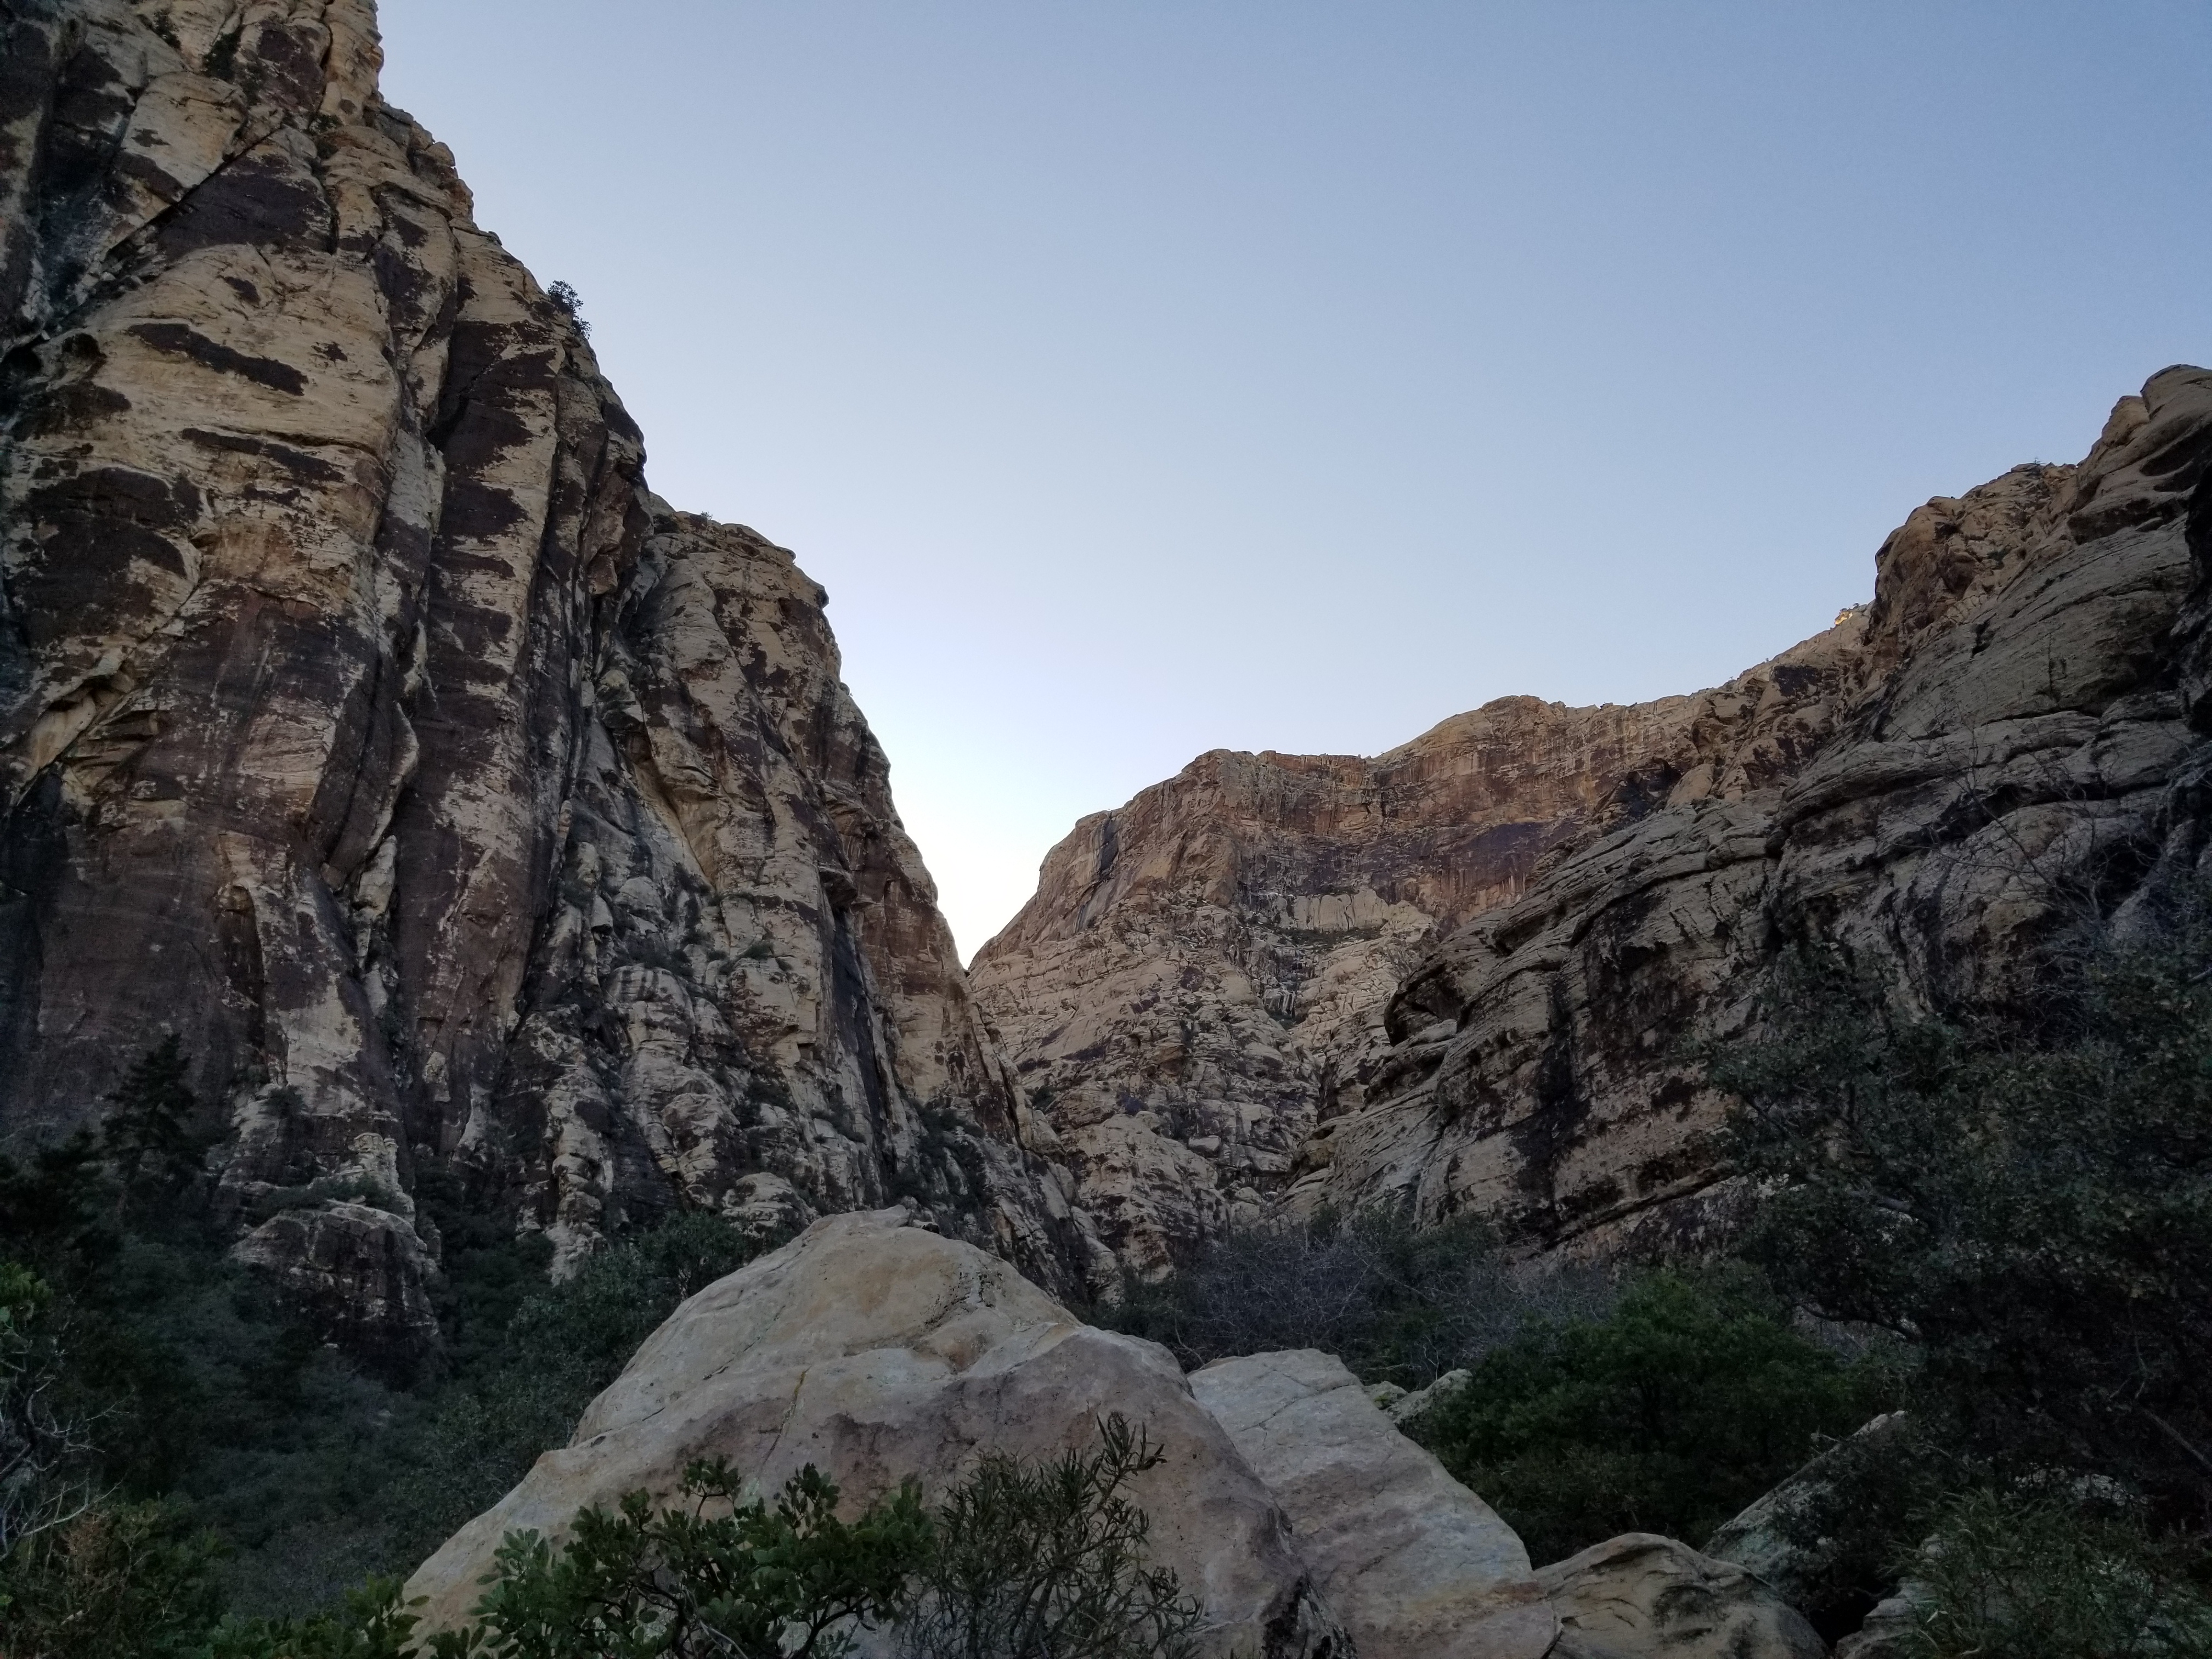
[411,1209,1831,1659]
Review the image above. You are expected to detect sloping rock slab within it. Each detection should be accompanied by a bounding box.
[1191,1349,1557,1659]
[1538,1534,1826,1659]
[406,1211,1342,1659]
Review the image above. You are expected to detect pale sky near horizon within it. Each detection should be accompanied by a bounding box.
[376,1,2211,962]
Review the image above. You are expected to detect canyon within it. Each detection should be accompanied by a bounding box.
[5,0,2211,1380]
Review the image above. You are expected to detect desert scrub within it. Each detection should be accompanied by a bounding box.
[1902,1487,2212,1659]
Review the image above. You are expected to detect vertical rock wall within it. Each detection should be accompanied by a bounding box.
[1323,368,2212,1256]
[0,0,1103,1372]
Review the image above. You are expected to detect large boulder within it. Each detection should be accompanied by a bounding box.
[1538,1534,1827,1659]
[405,1210,1343,1658]
[1705,1413,1911,1620]
[1190,1350,1558,1659]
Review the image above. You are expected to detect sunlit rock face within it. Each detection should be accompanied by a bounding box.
[978,366,2212,1271]
[0,0,1105,1373]
[968,651,1857,1271]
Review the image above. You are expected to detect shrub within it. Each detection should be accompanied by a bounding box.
[1712,921,2212,1526]
[280,1417,1195,1659]
[1095,1206,1608,1386]
[898,1414,1201,1659]
[1904,1487,2212,1659]
[1409,1267,1886,1564]
[457,1459,928,1659]
[381,1211,777,1568]
[0,1499,227,1659]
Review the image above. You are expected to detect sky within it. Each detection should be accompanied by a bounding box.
[376,1,2211,961]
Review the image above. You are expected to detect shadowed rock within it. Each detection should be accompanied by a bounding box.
[0,0,1107,1365]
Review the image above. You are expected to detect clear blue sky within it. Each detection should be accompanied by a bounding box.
[377,1,2210,960]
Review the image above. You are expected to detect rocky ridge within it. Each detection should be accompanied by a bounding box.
[1316,366,2212,1254]
[976,366,2212,1267]
[0,0,1104,1371]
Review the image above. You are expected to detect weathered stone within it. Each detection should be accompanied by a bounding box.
[1705,1414,1910,1617]
[1318,368,2212,1259]
[230,1198,440,1381]
[1386,1367,1472,1427]
[1190,1348,1557,1659]
[979,366,2212,1271]
[969,697,1743,1270]
[1538,1533,1827,1659]
[405,1209,1345,1659]
[1830,1583,1933,1659]
[0,0,1108,1363]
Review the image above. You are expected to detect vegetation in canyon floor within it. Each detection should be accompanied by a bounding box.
[5,889,2212,1655]
[1099,885,2212,1655]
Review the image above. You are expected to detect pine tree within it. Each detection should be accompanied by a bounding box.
[99,1037,204,1211]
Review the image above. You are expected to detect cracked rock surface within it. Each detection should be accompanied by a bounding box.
[0,0,1105,1372]
[1192,1348,1557,1659]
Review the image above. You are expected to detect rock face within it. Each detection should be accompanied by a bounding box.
[1190,1348,1556,1659]
[968,697,1730,1269]
[406,1209,1345,1659]
[977,365,2212,1266]
[1317,366,2212,1254]
[1704,1414,1910,1622]
[1538,1534,1827,1659]
[0,0,1102,1370]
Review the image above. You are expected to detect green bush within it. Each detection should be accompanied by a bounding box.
[1904,1487,2212,1659]
[202,1418,1195,1659]
[0,1499,228,1659]
[1712,919,2212,1525]
[455,1458,928,1659]
[1409,1268,1887,1564]
[898,1414,1201,1659]
[0,1049,785,1618]
[381,1210,775,1570]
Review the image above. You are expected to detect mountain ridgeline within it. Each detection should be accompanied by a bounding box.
[973,368,2212,1269]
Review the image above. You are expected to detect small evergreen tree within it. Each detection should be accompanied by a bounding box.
[1409,1268,1884,1564]
[101,1037,208,1215]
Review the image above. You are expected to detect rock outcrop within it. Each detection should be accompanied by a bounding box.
[1190,1348,1556,1659]
[407,1209,1346,1659]
[1538,1534,1826,1659]
[415,1206,1831,1658]
[0,0,1103,1370]
[977,365,2212,1267]
[1317,366,2212,1254]
[968,698,1731,1269]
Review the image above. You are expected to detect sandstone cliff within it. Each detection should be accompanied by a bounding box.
[969,636,1861,1270]
[0,0,1103,1370]
[1322,367,2212,1254]
[976,366,2212,1270]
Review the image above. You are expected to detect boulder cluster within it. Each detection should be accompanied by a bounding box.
[409,1210,1837,1659]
